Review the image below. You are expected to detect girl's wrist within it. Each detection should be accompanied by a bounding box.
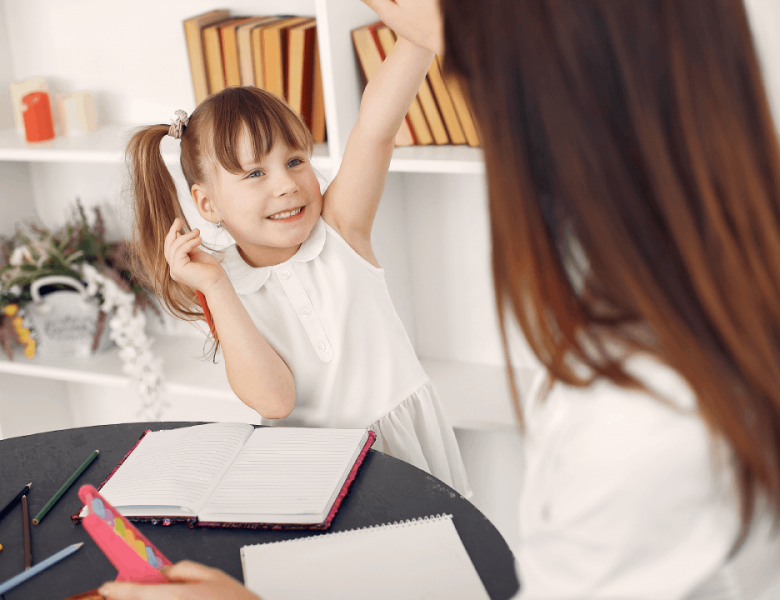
[199,272,234,302]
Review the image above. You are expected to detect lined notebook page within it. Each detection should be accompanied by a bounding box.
[199,428,367,523]
[97,422,255,516]
[241,514,491,600]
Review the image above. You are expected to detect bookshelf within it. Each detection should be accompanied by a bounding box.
[0,0,535,549]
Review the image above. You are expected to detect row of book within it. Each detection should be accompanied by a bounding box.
[183,10,326,143]
[352,22,480,147]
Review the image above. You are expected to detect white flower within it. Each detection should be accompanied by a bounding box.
[9,246,33,266]
[73,260,167,420]
[9,285,21,296]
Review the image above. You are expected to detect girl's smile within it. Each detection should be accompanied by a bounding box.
[267,206,305,221]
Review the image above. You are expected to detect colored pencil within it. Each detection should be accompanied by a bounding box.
[22,494,31,569]
[33,450,99,525]
[0,482,31,522]
[0,542,83,595]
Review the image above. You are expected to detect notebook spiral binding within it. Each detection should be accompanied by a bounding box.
[247,514,453,548]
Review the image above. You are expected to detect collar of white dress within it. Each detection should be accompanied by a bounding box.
[217,217,327,294]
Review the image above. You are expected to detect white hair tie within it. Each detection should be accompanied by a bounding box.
[168,109,189,139]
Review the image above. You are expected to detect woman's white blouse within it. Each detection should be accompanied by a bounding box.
[512,354,780,599]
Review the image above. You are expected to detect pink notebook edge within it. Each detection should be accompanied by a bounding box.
[72,427,376,531]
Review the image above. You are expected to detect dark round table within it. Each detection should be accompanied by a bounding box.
[0,422,519,600]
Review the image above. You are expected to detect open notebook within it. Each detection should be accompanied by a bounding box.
[75,422,373,529]
[241,514,491,599]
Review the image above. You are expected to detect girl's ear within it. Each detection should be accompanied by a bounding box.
[192,183,218,224]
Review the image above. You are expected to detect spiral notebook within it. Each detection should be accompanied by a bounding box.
[240,514,491,599]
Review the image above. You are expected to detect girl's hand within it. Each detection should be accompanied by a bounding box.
[98,560,262,600]
[360,0,444,55]
[164,218,225,294]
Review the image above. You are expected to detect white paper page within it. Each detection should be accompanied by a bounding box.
[199,428,367,523]
[96,422,255,516]
[241,514,490,600]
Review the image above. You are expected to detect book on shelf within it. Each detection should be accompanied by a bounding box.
[311,30,327,143]
[373,25,436,146]
[261,16,312,100]
[74,422,375,529]
[220,18,253,88]
[250,18,283,89]
[287,19,318,130]
[183,10,230,105]
[426,52,467,145]
[352,22,414,147]
[183,12,327,142]
[236,16,280,87]
[203,17,249,95]
[439,57,481,147]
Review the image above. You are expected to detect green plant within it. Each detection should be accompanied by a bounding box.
[0,199,158,359]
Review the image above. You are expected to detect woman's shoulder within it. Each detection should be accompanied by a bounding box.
[536,354,714,471]
[518,355,741,598]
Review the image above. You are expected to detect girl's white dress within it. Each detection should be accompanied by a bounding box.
[217,216,472,498]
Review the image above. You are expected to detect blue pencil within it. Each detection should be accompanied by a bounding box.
[0,542,83,595]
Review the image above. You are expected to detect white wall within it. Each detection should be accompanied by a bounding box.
[745,0,780,129]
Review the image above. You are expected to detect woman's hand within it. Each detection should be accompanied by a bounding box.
[164,218,225,295]
[98,560,262,600]
[360,0,444,55]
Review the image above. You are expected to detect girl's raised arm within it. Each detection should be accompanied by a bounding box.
[321,35,433,265]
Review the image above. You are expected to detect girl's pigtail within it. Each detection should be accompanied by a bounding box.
[126,125,200,321]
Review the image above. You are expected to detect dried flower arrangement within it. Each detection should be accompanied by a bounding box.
[0,200,167,419]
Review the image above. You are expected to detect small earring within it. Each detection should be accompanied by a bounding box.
[214,220,222,229]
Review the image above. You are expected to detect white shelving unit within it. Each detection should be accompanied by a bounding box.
[0,0,536,550]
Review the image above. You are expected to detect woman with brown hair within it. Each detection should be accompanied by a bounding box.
[101,0,780,598]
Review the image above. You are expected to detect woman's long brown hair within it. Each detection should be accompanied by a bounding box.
[441,0,780,542]
[126,86,312,332]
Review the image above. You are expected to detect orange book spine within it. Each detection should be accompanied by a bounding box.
[263,27,285,98]
[202,23,227,95]
[426,56,466,145]
[221,19,251,88]
[311,31,327,143]
[183,11,230,105]
[439,57,480,147]
[287,21,317,128]
[251,27,266,89]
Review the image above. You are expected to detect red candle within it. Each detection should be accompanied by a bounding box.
[21,91,55,142]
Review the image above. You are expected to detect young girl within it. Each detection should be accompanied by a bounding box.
[126,35,471,497]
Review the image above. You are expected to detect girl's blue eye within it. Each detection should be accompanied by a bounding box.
[288,158,303,168]
[248,170,264,178]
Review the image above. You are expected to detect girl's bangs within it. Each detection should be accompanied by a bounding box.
[209,90,313,176]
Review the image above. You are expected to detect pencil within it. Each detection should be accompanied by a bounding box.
[0,482,32,522]
[22,494,31,569]
[0,542,83,595]
[32,450,99,525]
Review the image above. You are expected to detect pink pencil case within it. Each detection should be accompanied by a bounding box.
[78,484,172,583]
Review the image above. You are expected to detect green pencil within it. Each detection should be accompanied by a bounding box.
[32,450,99,525]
